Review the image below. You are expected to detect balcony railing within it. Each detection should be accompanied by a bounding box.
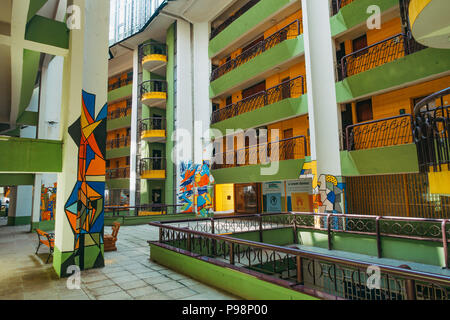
[108,77,132,92]
[211,76,305,124]
[108,106,131,120]
[106,136,131,150]
[106,167,130,180]
[413,87,450,173]
[331,0,355,15]
[212,135,308,170]
[341,33,426,79]
[139,117,166,133]
[211,20,303,82]
[140,79,168,96]
[210,0,261,40]
[139,42,167,59]
[345,114,414,151]
[139,157,166,174]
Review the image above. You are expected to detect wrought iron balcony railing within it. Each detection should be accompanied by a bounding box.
[413,87,450,173]
[341,33,426,79]
[108,77,133,92]
[108,106,131,120]
[140,79,168,96]
[211,76,305,124]
[139,157,166,174]
[211,20,303,82]
[106,136,131,149]
[106,167,130,180]
[139,42,167,59]
[345,114,414,151]
[139,117,166,133]
[210,0,261,40]
[212,135,308,170]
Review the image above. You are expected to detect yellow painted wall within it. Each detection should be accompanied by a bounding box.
[428,168,450,195]
[267,114,310,155]
[215,184,235,212]
[366,17,402,46]
[107,157,129,169]
[107,128,129,141]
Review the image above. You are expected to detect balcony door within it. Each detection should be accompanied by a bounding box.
[152,150,162,170]
[283,128,294,160]
[234,183,261,214]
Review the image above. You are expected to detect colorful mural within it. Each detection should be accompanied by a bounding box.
[178,161,213,217]
[62,90,107,272]
[40,183,57,221]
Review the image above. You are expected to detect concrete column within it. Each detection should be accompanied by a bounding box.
[302,0,346,214]
[129,48,140,208]
[54,0,109,277]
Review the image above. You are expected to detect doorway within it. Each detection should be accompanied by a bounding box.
[234,183,261,214]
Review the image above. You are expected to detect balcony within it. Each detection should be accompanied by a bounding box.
[140,80,167,108]
[140,117,166,143]
[108,77,132,92]
[140,157,166,180]
[331,0,355,15]
[108,106,131,121]
[211,20,303,82]
[340,33,426,79]
[212,135,308,171]
[212,76,305,125]
[106,167,130,180]
[106,136,131,150]
[140,42,167,75]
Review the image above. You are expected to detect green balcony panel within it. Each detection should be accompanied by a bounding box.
[336,48,450,103]
[211,95,308,137]
[330,0,398,37]
[106,178,130,190]
[27,0,48,23]
[212,158,305,185]
[106,147,130,160]
[25,15,69,49]
[210,36,304,98]
[0,174,35,186]
[18,49,41,121]
[107,115,131,131]
[209,0,294,58]
[340,144,419,176]
[0,137,62,173]
[16,111,38,126]
[108,84,132,102]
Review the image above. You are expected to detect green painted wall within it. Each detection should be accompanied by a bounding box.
[150,244,318,300]
[209,0,294,58]
[31,220,55,232]
[104,213,196,226]
[340,144,419,176]
[25,15,69,49]
[210,36,305,98]
[106,146,130,159]
[18,49,40,121]
[27,0,48,22]
[212,159,305,184]
[0,174,34,186]
[233,227,294,246]
[336,48,450,103]
[7,216,31,226]
[211,95,308,136]
[107,115,131,131]
[0,137,62,172]
[106,178,130,190]
[17,111,38,126]
[107,84,132,102]
[330,0,398,37]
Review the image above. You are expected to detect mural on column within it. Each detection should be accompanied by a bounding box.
[40,183,57,221]
[62,91,107,272]
[178,161,213,217]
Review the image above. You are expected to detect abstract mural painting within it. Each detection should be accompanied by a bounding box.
[61,90,107,273]
[178,160,213,217]
[40,183,57,221]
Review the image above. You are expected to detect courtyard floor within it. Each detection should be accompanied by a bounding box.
[0,220,239,300]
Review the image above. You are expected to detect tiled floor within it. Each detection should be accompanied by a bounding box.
[0,222,239,300]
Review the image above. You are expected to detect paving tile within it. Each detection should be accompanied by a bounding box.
[164,287,198,299]
[117,279,148,290]
[137,292,171,300]
[111,274,140,284]
[126,285,159,298]
[142,275,172,285]
[96,291,133,300]
[87,285,123,296]
[84,279,115,290]
[153,281,185,292]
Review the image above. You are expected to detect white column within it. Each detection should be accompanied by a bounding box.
[129,48,139,207]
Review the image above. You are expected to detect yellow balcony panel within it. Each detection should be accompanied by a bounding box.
[428,167,450,195]
[142,54,167,73]
[141,92,167,108]
[139,211,165,216]
[141,129,166,143]
[409,0,450,49]
[141,169,166,180]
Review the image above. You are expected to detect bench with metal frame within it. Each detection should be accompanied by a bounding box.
[35,229,55,263]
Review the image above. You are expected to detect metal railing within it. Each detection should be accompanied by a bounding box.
[139,157,166,174]
[210,0,261,40]
[106,167,130,180]
[211,76,305,124]
[413,87,450,173]
[149,212,450,300]
[341,33,426,79]
[108,77,133,91]
[140,80,168,97]
[211,20,303,82]
[106,136,131,149]
[139,117,166,133]
[212,135,308,170]
[139,42,167,59]
[108,106,131,120]
[345,114,414,151]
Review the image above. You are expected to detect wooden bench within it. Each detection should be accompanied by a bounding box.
[104,222,120,252]
[35,229,55,263]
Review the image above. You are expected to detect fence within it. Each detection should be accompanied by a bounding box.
[106,167,130,179]
[106,136,131,149]
[140,117,166,132]
[140,80,167,96]
[139,42,167,58]
[139,157,166,174]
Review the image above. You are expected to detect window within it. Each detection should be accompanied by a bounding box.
[356,99,373,122]
[352,34,368,56]
[126,157,130,166]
